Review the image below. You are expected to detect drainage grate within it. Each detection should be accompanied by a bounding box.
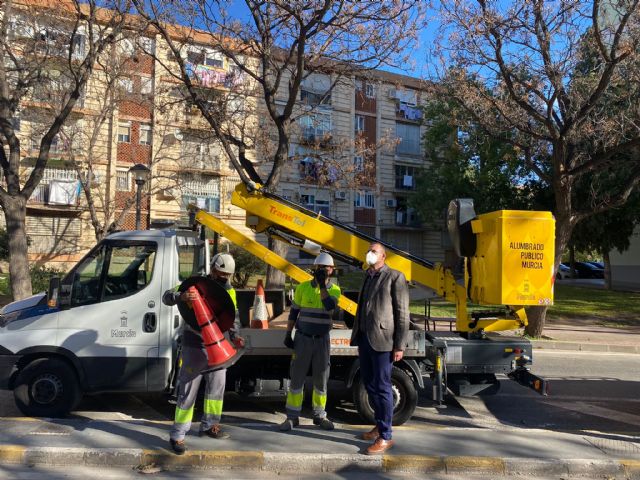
[29,423,73,436]
[584,436,640,456]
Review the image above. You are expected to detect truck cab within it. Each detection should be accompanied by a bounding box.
[0,228,207,417]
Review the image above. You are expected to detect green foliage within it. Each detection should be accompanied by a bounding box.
[30,265,64,294]
[409,285,640,329]
[570,192,640,257]
[413,98,545,228]
[0,229,8,260]
[226,243,267,289]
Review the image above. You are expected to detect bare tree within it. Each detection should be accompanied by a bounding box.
[0,0,129,299]
[132,0,422,286]
[432,0,640,335]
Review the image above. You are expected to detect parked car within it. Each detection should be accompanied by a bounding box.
[562,262,604,279]
[556,264,573,280]
[588,261,604,269]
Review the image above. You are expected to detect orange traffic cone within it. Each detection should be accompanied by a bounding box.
[250,279,269,329]
[189,286,242,370]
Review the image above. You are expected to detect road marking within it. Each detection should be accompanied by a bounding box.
[496,392,640,403]
[543,401,640,427]
[536,350,640,357]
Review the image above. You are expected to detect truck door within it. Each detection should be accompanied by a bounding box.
[56,239,162,391]
[157,232,209,391]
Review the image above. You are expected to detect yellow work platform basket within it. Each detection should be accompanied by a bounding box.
[468,210,555,307]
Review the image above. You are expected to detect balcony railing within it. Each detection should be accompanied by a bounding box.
[29,168,80,206]
[185,62,244,89]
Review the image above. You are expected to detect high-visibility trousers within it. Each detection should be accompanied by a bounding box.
[285,332,330,420]
[170,343,226,441]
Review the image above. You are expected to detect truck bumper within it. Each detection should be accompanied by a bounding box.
[0,354,20,390]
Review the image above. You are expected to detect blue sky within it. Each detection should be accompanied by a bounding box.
[222,1,437,80]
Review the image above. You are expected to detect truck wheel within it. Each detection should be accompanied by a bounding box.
[353,366,418,426]
[14,358,82,418]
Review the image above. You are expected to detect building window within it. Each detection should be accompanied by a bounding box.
[118,78,133,93]
[395,197,419,226]
[396,122,421,155]
[181,137,220,170]
[116,170,130,191]
[354,155,364,172]
[395,165,418,190]
[117,122,131,143]
[139,125,152,145]
[120,37,136,55]
[140,77,153,94]
[355,115,365,134]
[354,191,375,209]
[365,83,375,98]
[299,112,332,142]
[300,194,330,216]
[32,135,68,155]
[187,49,223,68]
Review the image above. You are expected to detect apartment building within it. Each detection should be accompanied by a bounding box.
[6,7,443,271]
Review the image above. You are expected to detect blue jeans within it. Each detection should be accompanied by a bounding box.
[358,332,393,440]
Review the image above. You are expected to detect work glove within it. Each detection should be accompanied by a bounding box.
[232,336,245,349]
[314,268,328,288]
[284,331,294,349]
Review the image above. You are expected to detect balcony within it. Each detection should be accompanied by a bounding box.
[185,62,245,90]
[300,127,333,147]
[300,89,331,107]
[28,168,81,209]
[396,103,423,122]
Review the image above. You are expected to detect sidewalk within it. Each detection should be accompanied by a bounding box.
[0,414,639,477]
[533,322,640,354]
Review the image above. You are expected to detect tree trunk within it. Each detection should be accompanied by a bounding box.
[524,306,548,337]
[265,236,287,288]
[4,197,32,300]
[524,208,573,337]
[603,250,612,290]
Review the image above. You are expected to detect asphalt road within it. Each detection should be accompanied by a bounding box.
[1,350,639,437]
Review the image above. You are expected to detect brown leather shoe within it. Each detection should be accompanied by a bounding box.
[366,438,394,455]
[361,426,379,441]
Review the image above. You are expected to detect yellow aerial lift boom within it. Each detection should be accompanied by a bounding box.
[229,182,555,335]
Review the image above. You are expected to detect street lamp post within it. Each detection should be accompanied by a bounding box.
[129,163,151,230]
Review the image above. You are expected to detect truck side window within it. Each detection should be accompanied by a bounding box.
[70,246,107,307]
[103,245,157,302]
[177,239,205,280]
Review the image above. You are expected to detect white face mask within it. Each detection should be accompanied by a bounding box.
[365,251,378,266]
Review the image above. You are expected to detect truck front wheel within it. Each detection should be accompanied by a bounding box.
[353,366,418,426]
[14,358,82,418]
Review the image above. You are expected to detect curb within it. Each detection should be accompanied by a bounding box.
[531,340,640,354]
[0,447,638,477]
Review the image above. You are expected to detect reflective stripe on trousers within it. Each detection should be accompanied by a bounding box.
[285,332,330,420]
[170,343,226,441]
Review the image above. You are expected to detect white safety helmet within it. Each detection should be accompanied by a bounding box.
[313,252,335,267]
[211,253,235,274]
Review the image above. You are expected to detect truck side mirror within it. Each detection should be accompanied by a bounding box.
[57,277,73,308]
[47,277,60,308]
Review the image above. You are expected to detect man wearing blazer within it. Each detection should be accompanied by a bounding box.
[350,242,409,455]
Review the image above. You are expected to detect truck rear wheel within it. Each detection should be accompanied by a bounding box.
[353,366,418,426]
[14,358,82,418]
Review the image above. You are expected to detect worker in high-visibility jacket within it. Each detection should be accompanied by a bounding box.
[279,252,340,431]
[163,253,243,455]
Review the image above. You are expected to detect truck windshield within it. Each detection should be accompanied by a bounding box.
[69,242,157,306]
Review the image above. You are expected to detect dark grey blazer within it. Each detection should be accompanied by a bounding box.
[350,264,410,352]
